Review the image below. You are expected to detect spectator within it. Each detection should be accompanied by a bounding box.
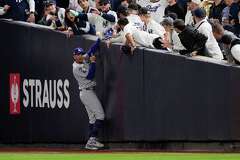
[0,0,36,22]
[210,19,235,60]
[38,1,65,30]
[221,34,240,64]
[209,0,226,23]
[120,0,133,8]
[65,9,95,35]
[210,19,237,40]
[173,19,208,56]
[223,0,240,36]
[185,0,201,25]
[137,0,168,23]
[69,0,82,12]
[161,17,186,52]
[165,12,178,20]
[78,0,117,37]
[117,4,128,19]
[55,0,69,8]
[126,3,144,30]
[78,0,99,13]
[193,8,224,60]
[118,18,167,54]
[0,1,10,17]
[164,0,185,20]
[138,7,166,38]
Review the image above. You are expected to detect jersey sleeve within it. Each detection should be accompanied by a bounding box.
[101,11,116,23]
[27,0,35,12]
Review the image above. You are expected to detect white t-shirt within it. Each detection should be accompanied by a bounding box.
[231,45,240,63]
[0,7,5,15]
[144,19,166,38]
[195,19,223,60]
[185,10,194,25]
[136,0,168,23]
[127,14,144,30]
[123,23,159,48]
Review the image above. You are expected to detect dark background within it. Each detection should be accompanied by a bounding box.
[1,20,240,144]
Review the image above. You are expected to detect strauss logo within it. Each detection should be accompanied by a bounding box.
[11,75,19,113]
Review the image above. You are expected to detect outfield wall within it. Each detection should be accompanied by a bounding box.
[1,19,240,143]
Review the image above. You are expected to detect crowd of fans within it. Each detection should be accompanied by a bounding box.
[0,0,240,64]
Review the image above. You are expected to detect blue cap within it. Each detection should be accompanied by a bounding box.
[73,47,85,55]
[192,8,206,18]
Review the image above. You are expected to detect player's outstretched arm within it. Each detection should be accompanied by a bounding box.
[85,38,101,57]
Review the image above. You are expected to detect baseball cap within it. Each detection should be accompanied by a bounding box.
[161,17,174,26]
[73,48,85,55]
[192,8,206,18]
[138,7,151,15]
[44,0,56,7]
[99,0,110,5]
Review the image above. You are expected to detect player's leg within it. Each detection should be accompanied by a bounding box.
[80,90,105,149]
[80,91,98,150]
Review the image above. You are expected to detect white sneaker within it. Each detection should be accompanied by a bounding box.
[86,137,104,149]
[85,143,99,150]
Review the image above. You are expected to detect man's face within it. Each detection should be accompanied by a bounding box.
[78,0,89,9]
[99,2,110,12]
[167,0,175,5]
[139,15,146,22]
[187,2,197,10]
[67,12,76,22]
[213,30,224,41]
[121,1,129,7]
[224,0,233,6]
[46,4,56,14]
[73,54,84,63]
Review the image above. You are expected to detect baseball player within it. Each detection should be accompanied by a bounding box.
[72,38,105,150]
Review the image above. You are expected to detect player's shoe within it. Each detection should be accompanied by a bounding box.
[85,137,104,150]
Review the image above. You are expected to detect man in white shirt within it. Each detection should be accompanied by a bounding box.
[118,18,167,54]
[161,17,186,52]
[221,34,240,64]
[185,0,201,25]
[126,3,144,30]
[193,8,224,60]
[138,7,166,38]
[81,0,117,37]
[137,0,168,23]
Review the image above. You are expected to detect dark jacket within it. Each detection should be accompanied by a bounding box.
[178,26,208,56]
[209,0,226,22]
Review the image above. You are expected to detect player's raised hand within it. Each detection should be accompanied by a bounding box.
[90,56,96,63]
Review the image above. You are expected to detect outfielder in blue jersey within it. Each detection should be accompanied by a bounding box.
[72,38,105,150]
